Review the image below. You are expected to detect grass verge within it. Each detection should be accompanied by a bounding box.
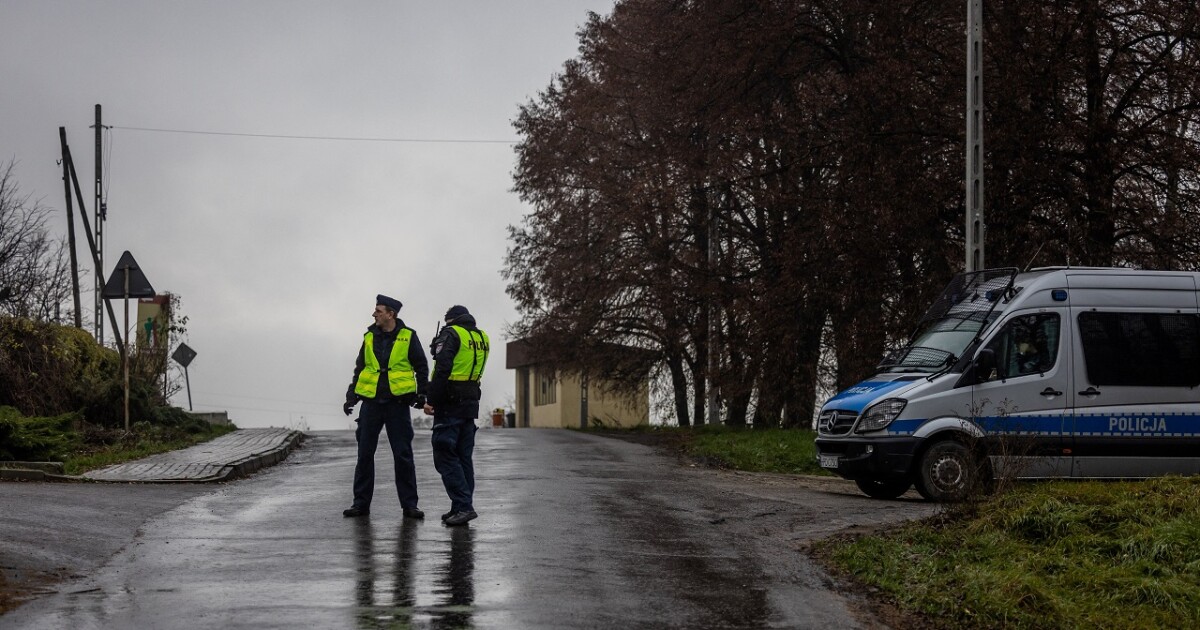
[817,477,1200,629]
[688,426,828,475]
[591,425,830,476]
[62,422,238,475]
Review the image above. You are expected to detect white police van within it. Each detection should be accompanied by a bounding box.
[815,267,1200,501]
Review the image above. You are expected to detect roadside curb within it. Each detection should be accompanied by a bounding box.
[0,462,67,482]
[1,431,306,484]
[80,429,306,483]
[215,430,305,482]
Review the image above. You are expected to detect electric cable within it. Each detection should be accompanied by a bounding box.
[111,125,518,144]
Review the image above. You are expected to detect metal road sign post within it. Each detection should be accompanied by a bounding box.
[103,251,155,431]
[171,343,198,411]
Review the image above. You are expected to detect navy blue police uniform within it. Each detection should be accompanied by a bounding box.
[428,305,488,526]
[343,294,429,517]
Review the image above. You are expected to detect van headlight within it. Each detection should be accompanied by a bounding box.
[856,398,906,433]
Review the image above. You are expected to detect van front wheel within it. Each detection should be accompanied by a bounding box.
[855,478,912,499]
[915,441,977,502]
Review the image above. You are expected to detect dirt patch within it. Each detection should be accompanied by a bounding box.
[0,566,71,616]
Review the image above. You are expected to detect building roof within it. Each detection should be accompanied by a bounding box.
[505,337,655,372]
[505,338,539,369]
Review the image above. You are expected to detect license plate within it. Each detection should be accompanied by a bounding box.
[819,454,839,469]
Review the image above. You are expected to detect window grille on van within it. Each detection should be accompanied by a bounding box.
[879,346,956,370]
[914,267,1017,333]
[878,267,1018,371]
[818,410,858,435]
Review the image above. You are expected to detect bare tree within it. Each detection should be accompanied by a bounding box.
[0,160,75,324]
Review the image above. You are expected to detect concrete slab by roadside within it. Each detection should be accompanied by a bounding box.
[0,462,64,482]
[80,428,304,483]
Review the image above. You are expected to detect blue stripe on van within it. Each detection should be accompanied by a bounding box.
[886,419,925,435]
[976,415,1066,435]
[1073,412,1200,437]
[883,413,1200,437]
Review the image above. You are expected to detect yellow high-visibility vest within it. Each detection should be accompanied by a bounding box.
[447,325,489,382]
[354,329,417,397]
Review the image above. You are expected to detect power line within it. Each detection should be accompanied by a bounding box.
[111,125,518,145]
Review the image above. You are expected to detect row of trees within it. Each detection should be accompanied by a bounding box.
[505,0,1200,427]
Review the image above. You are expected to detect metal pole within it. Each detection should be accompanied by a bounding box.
[94,104,105,343]
[965,0,985,271]
[185,365,193,411]
[59,128,82,328]
[63,143,123,350]
[123,267,130,432]
[705,201,718,426]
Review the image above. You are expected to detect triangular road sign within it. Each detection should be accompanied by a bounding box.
[102,251,156,298]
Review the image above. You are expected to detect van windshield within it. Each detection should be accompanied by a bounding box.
[880,313,999,372]
[878,268,1017,373]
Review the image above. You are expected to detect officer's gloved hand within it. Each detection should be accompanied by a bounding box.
[343,400,356,416]
[411,395,426,410]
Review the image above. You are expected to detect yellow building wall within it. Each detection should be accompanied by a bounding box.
[527,365,564,428]
[586,380,649,428]
[518,366,648,429]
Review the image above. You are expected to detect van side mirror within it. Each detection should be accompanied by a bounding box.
[974,348,997,382]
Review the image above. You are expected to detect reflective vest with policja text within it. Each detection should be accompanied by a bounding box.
[446,325,490,382]
[354,329,417,397]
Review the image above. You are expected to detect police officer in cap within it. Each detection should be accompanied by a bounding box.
[343,294,429,518]
[424,305,489,526]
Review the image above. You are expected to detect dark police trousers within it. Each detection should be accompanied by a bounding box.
[352,399,419,510]
[431,416,477,513]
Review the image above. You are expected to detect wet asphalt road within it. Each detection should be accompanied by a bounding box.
[2,429,937,629]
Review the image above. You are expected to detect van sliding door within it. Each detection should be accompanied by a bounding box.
[1067,273,1200,478]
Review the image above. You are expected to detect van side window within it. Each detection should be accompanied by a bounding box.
[1077,312,1200,387]
[983,313,1060,380]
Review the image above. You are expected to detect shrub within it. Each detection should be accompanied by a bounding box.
[0,405,81,461]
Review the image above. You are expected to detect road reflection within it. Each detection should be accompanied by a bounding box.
[353,518,476,629]
[432,526,475,629]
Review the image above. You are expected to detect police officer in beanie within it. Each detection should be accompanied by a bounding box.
[342,294,429,518]
[423,305,489,526]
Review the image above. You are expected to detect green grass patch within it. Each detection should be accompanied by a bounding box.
[820,477,1200,629]
[62,422,237,475]
[689,426,828,475]
[591,425,830,476]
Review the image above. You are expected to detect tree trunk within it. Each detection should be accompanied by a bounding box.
[667,354,691,427]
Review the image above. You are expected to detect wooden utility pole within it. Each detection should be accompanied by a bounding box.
[59,127,83,328]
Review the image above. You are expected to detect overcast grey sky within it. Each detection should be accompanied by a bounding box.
[0,1,613,430]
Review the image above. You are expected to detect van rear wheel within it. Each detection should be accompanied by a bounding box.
[855,478,912,499]
[915,440,978,502]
